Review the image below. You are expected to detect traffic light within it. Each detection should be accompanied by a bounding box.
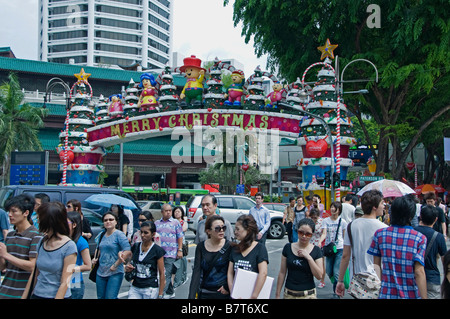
[333,172,340,188]
[324,171,331,188]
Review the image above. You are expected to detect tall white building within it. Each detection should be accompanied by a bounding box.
[38,0,173,69]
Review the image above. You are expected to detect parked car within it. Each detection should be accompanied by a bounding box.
[136,200,166,221]
[80,208,104,257]
[263,202,287,213]
[185,195,286,239]
[0,185,142,229]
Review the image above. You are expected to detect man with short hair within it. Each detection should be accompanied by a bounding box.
[414,205,448,299]
[155,203,183,299]
[194,194,233,244]
[340,194,356,224]
[249,192,271,244]
[423,192,447,240]
[0,194,42,299]
[336,190,387,298]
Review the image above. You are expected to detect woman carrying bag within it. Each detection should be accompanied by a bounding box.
[91,211,131,299]
[189,215,231,299]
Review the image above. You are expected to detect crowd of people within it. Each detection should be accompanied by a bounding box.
[0,190,449,300]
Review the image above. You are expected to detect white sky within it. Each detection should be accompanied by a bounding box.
[0,0,268,77]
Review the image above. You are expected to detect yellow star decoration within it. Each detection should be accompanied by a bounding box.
[317,39,338,60]
[74,68,91,83]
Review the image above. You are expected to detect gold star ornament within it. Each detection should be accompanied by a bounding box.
[74,68,91,83]
[317,39,338,60]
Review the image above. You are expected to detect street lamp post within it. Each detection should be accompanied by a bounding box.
[43,78,71,186]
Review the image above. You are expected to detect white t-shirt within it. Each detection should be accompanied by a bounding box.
[344,217,387,276]
[341,203,356,224]
[322,216,347,250]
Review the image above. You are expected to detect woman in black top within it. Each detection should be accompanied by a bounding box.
[276,218,323,299]
[188,215,231,299]
[227,214,269,299]
[123,221,165,299]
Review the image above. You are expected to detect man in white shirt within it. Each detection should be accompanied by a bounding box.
[340,194,356,224]
[249,192,271,245]
[336,189,388,297]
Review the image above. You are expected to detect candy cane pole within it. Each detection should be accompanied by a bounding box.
[62,107,70,186]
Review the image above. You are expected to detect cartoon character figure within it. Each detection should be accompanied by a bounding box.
[179,55,205,108]
[108,94,123,119]
[265,81,284,110]
[224,69,245,107]
[138,73,159,113]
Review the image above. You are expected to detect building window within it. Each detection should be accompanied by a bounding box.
[96,43,140,55]
[49,43,88,53]
[95,5,140,18]
[95,56,136,66]
[96,30,140,43]
[48,56,87,64]
[148,26,169,42]
[96,18,140,30]
[49,30,88,40]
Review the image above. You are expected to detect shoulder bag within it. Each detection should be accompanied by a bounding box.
[196,240,230,299]
[322,217,341,257]
[347,221,381,299]
[89,230,106,283]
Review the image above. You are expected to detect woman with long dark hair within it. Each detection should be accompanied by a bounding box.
[227,214,269,299]
[67,199,92,240]
[189,215,231,299]
[67,211,91,299]
[22,202,77,299]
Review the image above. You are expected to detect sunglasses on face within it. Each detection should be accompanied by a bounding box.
[103,218,115,222]
[213,225,227,232]
[298,230,313,238]
[138,219,148,222]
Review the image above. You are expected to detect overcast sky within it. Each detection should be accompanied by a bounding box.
[0,0,268,76]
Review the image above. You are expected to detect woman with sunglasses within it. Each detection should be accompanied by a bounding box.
[92,212,131,299]
[275,218,323,299]
[189,215,231,299]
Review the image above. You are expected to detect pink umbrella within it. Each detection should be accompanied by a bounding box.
[357,179,416,198]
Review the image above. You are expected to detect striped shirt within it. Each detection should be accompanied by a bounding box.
[0,225,42,299]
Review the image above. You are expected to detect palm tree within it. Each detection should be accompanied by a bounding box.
[0,73,48,181]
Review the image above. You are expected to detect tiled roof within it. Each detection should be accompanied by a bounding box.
[0,56,186,86]
[38,128,205,156]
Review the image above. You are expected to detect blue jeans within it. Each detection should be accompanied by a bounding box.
[96,273,124,299]
[71,281,85,299]
[325,248,343,293]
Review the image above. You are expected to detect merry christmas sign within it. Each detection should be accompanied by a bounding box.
[87,109,302,147]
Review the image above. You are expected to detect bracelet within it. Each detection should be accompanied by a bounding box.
[178,248,183,252]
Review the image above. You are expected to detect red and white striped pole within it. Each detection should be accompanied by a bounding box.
[62,108,70,186]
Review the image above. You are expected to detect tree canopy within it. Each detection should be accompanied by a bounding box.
[225,0,450,185]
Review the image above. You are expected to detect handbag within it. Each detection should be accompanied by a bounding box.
[182,240,189,257]
[89,231,106,283]
[27,239,44,299]
[196,240,230,299]
[322,218,341,257]
[347,221,381,299]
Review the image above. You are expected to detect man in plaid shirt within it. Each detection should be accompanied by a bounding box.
[368,196,428,299]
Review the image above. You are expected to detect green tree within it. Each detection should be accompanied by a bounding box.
[225,0,450,181]
[0,73,48,179]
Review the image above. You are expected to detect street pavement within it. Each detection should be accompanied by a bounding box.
[82,230,352,299]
